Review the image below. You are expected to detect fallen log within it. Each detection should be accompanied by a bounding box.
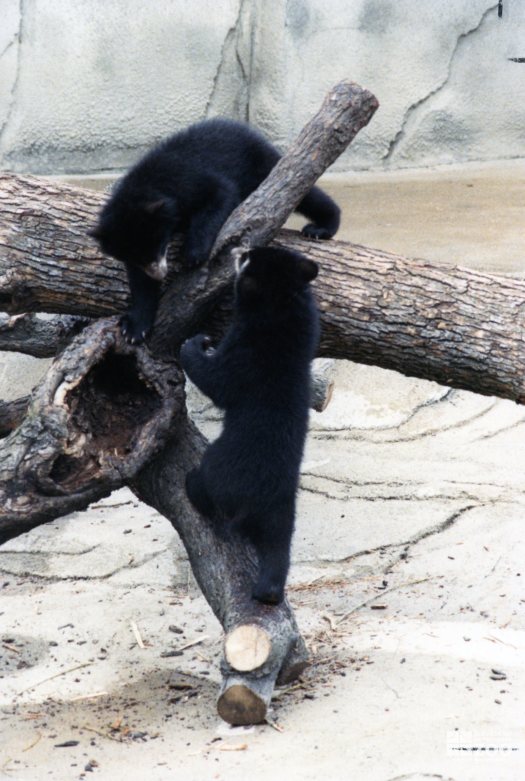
[2,184,524,403]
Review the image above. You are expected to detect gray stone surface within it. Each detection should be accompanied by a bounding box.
[0,165,524,779]
[1,0,524,173]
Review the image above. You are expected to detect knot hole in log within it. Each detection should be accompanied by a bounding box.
[50,350,164,492]
[0,318,184,543]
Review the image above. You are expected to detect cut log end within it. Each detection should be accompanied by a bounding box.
[310,358,336,412]
[224,624,272,672]
[217,682,269,726]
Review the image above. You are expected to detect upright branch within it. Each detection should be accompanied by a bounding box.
[0,81,380,724]
[152,81,380,348]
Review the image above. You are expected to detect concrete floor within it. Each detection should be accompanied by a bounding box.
[1,162,524,781]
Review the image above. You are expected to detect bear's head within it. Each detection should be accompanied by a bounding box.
[234,246,318,314]
[89,186,178,281]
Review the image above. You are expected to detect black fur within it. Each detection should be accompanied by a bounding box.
[180,246,320,605]
[90,118,339,343]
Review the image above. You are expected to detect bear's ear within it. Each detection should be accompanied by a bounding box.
[238,273,259,299]
[298,258,318,283]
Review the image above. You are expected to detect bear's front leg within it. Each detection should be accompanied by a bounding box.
[180,334,228,407]
[121,264,161,344]
[182,177,239,267]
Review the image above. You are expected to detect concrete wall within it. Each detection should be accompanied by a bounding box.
[0,0,524,174]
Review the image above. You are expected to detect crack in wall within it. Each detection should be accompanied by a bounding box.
[204,0,251,120]
[383,3,499,163]
[0,0,24,150]
[0,37,17,62]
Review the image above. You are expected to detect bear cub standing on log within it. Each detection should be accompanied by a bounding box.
[90,118,339,344]
[180,246,320,605]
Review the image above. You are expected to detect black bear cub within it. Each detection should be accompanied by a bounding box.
[90,118,339,344]
[180,246,320,605]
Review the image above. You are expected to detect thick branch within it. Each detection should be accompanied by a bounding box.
[0,313,90,357]
[0,177,120,317]
[132,416,308,724]
[0,396,29,436]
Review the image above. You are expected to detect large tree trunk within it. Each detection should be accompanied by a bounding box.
[2,184,524,403]
[0,79,523,723]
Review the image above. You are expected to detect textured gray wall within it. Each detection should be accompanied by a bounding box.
[0,0,523,174]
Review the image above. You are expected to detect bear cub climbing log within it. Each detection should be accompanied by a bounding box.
[90,118,340,345]
[181,246,320,605]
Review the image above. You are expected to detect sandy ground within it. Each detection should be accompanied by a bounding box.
[0,161,524,781]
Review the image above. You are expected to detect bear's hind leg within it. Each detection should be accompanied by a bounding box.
[185,468,215,519]
[243,505,294,605]
[297,185,340,240]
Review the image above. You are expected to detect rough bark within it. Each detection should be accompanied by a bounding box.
[274,231,525,404]
[2,187,525,403]
[0,80,380,723]
[0,313,90,357]
[0,396,29,437]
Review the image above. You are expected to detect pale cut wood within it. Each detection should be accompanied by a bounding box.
[310,358,336,412]
[224,624,272,672]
